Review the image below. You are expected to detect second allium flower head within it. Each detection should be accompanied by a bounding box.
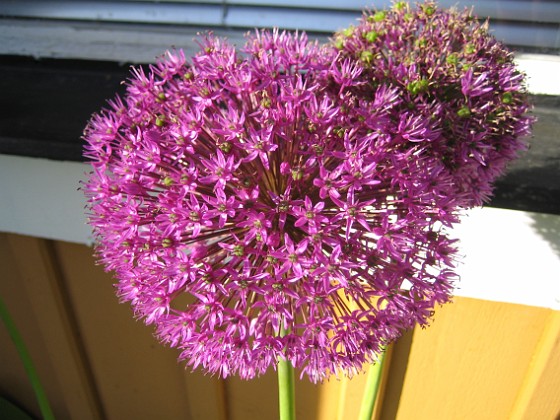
[84,2,532,382]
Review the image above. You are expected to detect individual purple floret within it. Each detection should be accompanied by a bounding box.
[331,1,534,209]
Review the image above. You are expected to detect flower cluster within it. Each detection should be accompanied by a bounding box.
[331,1,533,209]
[84,2,532,382]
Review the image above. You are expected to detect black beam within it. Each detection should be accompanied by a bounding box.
[1,56,558,215]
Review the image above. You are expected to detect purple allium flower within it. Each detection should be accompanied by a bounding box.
[331,1,534,209]
[84,28,468,383]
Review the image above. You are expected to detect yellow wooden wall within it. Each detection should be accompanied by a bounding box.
[1,232,559,420]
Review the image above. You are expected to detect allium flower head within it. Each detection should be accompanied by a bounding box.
[332,1,534,209]
[84,10,529,382]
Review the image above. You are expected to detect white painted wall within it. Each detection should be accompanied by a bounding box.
[0,154,92,244]
[1,154,558,308]
[515,53,560,96]
[453,207,560,309]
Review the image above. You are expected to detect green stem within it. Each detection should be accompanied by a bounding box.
[278,356,296,420]
[358,349,387,420]
[278,325,295,420]
[0,295,55,420]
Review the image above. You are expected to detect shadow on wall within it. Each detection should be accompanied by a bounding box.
[492,163,560,217]
[529,212,560,260]
[491,97,560,216]
[378,329,414,420]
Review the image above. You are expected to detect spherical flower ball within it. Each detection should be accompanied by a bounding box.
[84,30,459,382]
[331,1,534,209]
